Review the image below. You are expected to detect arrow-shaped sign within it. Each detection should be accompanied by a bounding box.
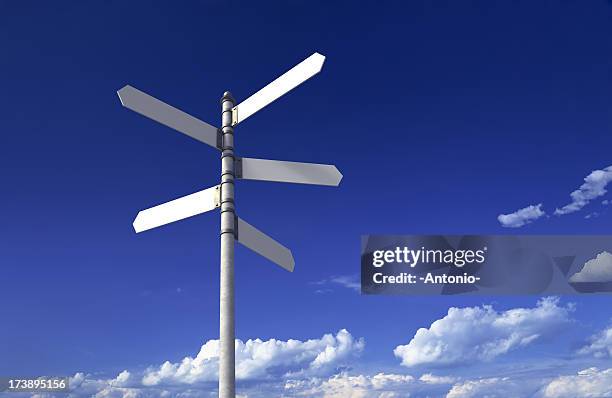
[232,52,325,125]
[118,85,221,150]
[236,217,295,272]
[133,185,220,233]
[236,157,342,186]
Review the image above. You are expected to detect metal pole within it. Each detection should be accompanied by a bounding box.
[219,91,236,398]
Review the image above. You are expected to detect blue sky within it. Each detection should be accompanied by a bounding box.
[1,1,612,397]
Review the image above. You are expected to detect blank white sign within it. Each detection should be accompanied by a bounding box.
[237,218,295,272]
[232,52,325,125]
[240,157,342,186]
[118,85,220,149]
[133,185,220,233]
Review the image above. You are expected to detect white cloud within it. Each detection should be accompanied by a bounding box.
[542,367,612,398]
[60,372,166,398]
[330,275,361,292]
[55,329,363,397]
[286,374,371,398]
[393,297,573,367]
[419,373,458,384]
[38,331,363,398]
[569,252,612,283]
[369,373,415,389]
[498,203,546,228]
[24,307,612,398]
[142,329,364,386]
[446,377,540,398]
[603,200,610,206]
[112,371,133,387]
[577,325,612,359]
[312,274,361,293]
[284,372,415,398]
[58,370,540,398]
[446,367,612,398]
[555,166,612,215]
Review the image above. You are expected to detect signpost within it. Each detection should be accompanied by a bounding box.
[117,52,341,398]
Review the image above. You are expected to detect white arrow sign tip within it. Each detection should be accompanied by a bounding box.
[287,255,296,272]
[310,52,326,71]
[117,85,133,106]
[133,211,147,233]
[331,166,343,186]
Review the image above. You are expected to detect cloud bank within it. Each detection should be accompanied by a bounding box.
[542,367,612,398]
[577,325,612,359]
[284,372,415,398]
[446,376,541,398]
[142,329,364,386]
[393,297,573,367]
[20,299,612,398]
